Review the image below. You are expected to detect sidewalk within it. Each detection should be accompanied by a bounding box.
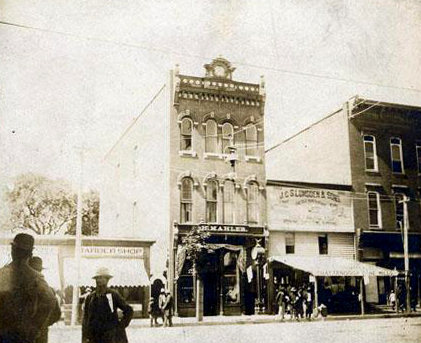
[128,310,421,328]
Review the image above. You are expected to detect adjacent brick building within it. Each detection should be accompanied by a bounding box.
[266,96,421,307]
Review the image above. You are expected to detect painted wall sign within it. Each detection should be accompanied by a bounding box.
[81,246,144,258]
[198,224,248,233]
[268,186,354,232]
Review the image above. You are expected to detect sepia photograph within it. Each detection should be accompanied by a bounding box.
[0,1,421,342]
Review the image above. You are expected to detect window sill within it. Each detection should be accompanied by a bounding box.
[179,150,197,158]
[204,152,224,160]
[365,170,380,175]
[368,226,383,230]
[245,156,261,163]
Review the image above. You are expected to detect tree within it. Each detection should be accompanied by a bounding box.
[4,173,99,236]
[66,190,99,236]
[181,224,213,321]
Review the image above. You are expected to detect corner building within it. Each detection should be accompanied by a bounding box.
[100,58,268,317]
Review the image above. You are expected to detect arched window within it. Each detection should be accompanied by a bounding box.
[245,124,257,156]
[206,180,218,223]
[180,178,193,223]
[180,118,192,151]
[222,123,234,154]
[247,182,259,224]
[223,180,235,224]
[205,120,218,153]
[390,137,404,174]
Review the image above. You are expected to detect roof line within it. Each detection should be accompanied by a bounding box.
[103,84,166,162]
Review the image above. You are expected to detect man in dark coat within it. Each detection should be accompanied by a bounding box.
[82,267,133,343]
[0,233,58,343]
[28,256,61,343]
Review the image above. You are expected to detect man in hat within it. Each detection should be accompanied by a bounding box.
[0,233,58,343]
[28,256,62,343]
[82,267,133,343]
[162,290,173,327]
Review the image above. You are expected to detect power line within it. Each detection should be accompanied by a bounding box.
[1,20,421,93]
[102,84,166,161]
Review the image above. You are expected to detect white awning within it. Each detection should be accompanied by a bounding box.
[64,257,150,287]
[0,244,61,289]
[269,256,398,277]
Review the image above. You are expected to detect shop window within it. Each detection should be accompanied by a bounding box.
[363,135,378,171]
[180,118,193,151]
[285,233,295,254]
[367,191,381,228]
[205,120,218,153]
[247,182,259,224]
[223,180,235,224]
[394,193,404,230]
[206,180,218,223]
[223,252,240,304]
[180,178,193,223]
[222,123,234,154]
[318,234,328,255]
[245,124,258,157]
[416,142,421,174]
[390,137,404,174]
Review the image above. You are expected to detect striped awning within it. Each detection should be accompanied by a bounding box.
[269,256,398,277]
[64,257,150,287]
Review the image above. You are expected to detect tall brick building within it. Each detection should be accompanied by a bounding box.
[266,96,421,306]
[101,58,268,316]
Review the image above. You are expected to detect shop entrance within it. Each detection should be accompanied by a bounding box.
[203,272,219,316]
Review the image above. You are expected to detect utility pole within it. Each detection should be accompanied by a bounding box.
[401,195,411,313]
[71,146,85,326]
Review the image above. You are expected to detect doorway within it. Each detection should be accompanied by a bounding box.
[203,272,219,316]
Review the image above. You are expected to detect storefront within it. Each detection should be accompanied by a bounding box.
[0,234,154,319]
[268,255,398,315]
[174,223,267,317]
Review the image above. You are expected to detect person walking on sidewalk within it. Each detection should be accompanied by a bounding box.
[389,290,396,311]
[0,233,58,343]
[82,267,133,343]
[28,256,61,343]
[275,288,287,321]
[162,291,173,327]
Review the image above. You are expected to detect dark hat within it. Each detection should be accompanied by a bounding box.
[11,233,35,251]
[28,256,44,272]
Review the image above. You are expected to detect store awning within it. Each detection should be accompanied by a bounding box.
[64,257,150,287]
[269,256,398,277]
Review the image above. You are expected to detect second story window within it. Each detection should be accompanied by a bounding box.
[363,135,378,171]
[318,235,328,255]
[390,137,404,174]
[394,193,404,230]
[285,233,295,254]
[367,191,381,228]
[180,178,193,223]
[223,180,235,224]
[416,142,421,174]
[205,120,218,153]
[206,180,218,223]
[222,123,234,154]
[247,182,259,224]
[245,124,258,157]
[180,118,192,151]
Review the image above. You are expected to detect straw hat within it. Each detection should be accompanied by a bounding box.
[92,267,113,279]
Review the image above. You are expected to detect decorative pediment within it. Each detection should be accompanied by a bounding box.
[177,171,199,188]
[204,57,236,80]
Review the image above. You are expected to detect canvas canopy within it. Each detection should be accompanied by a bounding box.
[269,256,398,277]
[64,257,150,287]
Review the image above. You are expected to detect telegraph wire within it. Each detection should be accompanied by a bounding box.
[1,20,421,93]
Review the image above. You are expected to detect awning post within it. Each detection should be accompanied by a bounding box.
[360,277,365,315]
[313,276,318,317]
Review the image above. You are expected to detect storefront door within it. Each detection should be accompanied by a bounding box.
[203,272,218,316]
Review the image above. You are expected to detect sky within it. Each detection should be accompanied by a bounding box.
[1,0,421,192]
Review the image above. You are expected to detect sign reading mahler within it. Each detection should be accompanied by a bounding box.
[267,186,354,232]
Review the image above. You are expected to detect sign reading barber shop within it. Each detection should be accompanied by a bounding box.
[82,246,144,258]
[267,186,354,232]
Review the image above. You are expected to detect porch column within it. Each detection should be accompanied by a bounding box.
[314,277,318,316]
[267,262,275,314]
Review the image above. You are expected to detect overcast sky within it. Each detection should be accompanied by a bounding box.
[1,0,421,191]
